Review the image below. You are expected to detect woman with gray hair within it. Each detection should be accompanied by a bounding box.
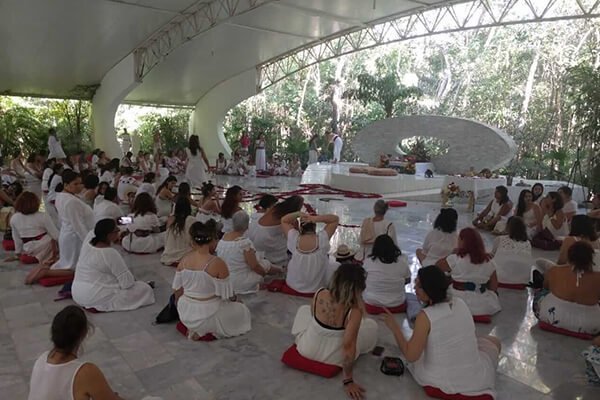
[359,199,397,260]
[216,211,282,293]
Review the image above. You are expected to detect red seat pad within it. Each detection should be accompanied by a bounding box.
[281,344,342,378]
[472,315,492,324]
[175,321,217,341]
[2,239,15,251]
[498,282,527,290]
[423,386,493,400]
[387,200,407,207]
[19,254,39,264]
[38,276,74,287]
[537,321,594,340]
[266,279,315,298]
[364,302,406,315]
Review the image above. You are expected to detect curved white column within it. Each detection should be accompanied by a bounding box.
[91,54,139,158]
[191,69,257,162]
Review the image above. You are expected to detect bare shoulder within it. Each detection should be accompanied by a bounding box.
[206,257,228,278]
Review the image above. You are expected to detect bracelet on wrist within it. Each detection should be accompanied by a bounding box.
[343,378,353,386]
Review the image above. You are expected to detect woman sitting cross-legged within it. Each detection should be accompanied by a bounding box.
[532,192,568,250]
[437,227,501,317]
[248,195,304,267]
[359,199,397,260]
[220,185,247,234]
[416,208,458,267]
[216,211,282,294]
[533,241,600,335]
[282,211,339,294]
[9,191,59,265]
[160,197,196,266]
[291,264,378,400]
[93,187,124,223]
[28,305,125,400]
[196,181,221,224]
[533,215,600,286]
[122,192,165,254]
[155,176,177,219]
[72,219,155,312]
[491,216,533,285]
[383,266,501,398]
[472,185,512,232]
[514,189,543,239]
[362,234,411,308]
[173,220,251,340]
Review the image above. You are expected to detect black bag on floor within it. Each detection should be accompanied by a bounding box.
[155,294,179,324]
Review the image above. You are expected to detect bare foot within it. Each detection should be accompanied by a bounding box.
[24,266,50,285]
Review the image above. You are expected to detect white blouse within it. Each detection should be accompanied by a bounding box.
[362,256,411,307]
[10,212,59,254]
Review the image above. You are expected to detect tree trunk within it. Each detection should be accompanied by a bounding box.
[330,58,347,133]
[296,67,312,127]
[519,49,540,128]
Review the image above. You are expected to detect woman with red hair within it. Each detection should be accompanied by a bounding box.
[437,228,501,316]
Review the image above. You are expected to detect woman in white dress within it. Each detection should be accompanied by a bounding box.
[79,174,99,208]
[531,182,544,204]
[47,128,66,160]
[359,199,397,260]
[514,189,543,239]
[46,163,64,228]
[416,208,458,267]
[248,195,304,266]
[196,181,221,224]
[558,185,578,222]
[255,134,267,171]
[10,191,58,265]
[185,134,210,189]
[437,227,501,316]
[384,266,500,398]
[122,193,165,254]
[472,185,513,232]
[308,134,319,164]
[28,306,125,400]
[173,220,251,339]
[135,172,157,198]
[249,193,278,224]
[532,192,569,250]
[217,211,282,294]
[155,176,177,219]
[282,211,339,294]
[491,216,532,285]
[26,170,95,284]
[220,185,247,234]
[291,264,377,398]
[533,241,600,335]
[93,188,124,223]
[72,219,155,312]
[161,197,195,266]
[362,235,411,308]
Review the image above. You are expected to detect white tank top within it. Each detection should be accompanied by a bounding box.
[28,351,85,400]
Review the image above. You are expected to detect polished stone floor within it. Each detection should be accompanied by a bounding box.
[1,174,598,399]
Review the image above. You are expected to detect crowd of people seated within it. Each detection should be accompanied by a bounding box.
[2,130,600,399]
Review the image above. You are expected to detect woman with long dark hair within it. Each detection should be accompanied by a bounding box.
[416,208,458,267]
[531,182,544,204]
[155,175,177,219]
[196,181,221,223]
[531,191,568,250]
[220,185,246,233]
[122,192,165,254]
[161,197,196,265]
[490,216,532,285]
[72,219,155,311]
[472,185,512,232]
[514,189,542,238]
[185,134,210,189]
[383,266,500,397]
[437,227,501,316]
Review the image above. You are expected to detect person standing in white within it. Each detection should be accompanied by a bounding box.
[120,128,131,155]
[185,134,210,189]
[255,134,267,171]
[28,305,126,400]
[47,128,66,161]
[308,134,319,164]
[329,132,343,163]
[72,219,155,312]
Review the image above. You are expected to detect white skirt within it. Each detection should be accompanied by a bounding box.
[177,296,251,338]
[537,292,600,335]
[255,149,266,171]
[308,150,318,164]
[122,232,165,254]
[51,229,82,270]
[22,235,54,264]
[450,288,502,316]
[72,281,155,312]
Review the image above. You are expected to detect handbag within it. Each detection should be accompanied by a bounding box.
[155,294,179,324]
[380,357,404,376]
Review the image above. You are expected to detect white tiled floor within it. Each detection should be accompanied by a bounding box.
[1,174,598,399]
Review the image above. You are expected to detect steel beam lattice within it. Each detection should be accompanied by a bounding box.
[257,0,600,91]
[133,0,277,81]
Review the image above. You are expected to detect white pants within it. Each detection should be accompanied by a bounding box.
[308,150,318,164]
[333,140,343,162]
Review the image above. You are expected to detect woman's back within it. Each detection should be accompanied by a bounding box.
[548,267,600,306]
[286,230,330,293]
[248,220,287,264]
[363,256,410,306]
[28,351,85,400]
[447,254,496,284]
[312,289,350,329]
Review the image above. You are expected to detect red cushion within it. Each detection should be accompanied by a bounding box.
[84,307,103,314]
[387,200,407,208]
[19,254,39,264]
[473,315,492,324]
[423,386,493,400]
[498,282,527,290]
[38,276,74,287]
[537,321,594,340]
[175,321,217,341]
[364,302,406,315]
[281,344,342,378]
[266,279,314,298]
[2,239,15,251]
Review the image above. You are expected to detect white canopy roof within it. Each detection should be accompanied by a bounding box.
[0,0,453,105]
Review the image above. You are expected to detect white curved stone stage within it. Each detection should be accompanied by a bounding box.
[301,162,444,195]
